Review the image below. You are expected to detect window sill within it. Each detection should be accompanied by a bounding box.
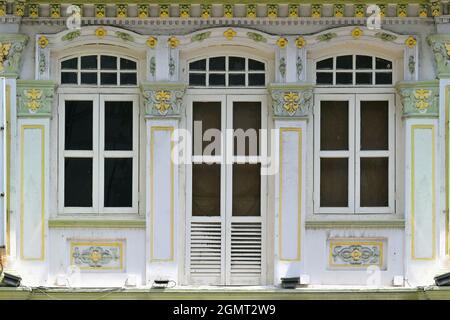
[48,218,146,229]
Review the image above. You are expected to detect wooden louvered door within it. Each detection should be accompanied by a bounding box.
[186,94,266,286]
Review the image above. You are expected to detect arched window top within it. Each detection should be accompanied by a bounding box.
[188,56,266,87]
[60,54,138,86]
[315,54,393,86]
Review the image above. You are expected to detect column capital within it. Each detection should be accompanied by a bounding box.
[141,82,187,118]
[396,81,439,118]
[0,34,29,78]
[16,80,56,118]
[268,83,314,118]
[427,34,450,78]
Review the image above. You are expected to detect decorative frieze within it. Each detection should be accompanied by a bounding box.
[397,81,439,118]
[141,83,187,117]
[29,3,39,18]
[311,4,322,18]
[14,1,24,17]
[16,80,55,117]
[116,4,128,18]
[95,4,105,18]
[246,4,256,18]
[354,4,365,18]
[50,4,60,18]
[70,241,124,271]
[224,4,233,18]
[397,4,407,18]
[0,34,28,78]
[334,4,344,17]
[268,84,314,118]
[138,4,148,18]
[329,239,384,269]
[180,4,190,18]
[428,34,450,78]
[160,4,169,18]
[267,4,278,19]
[288,4,298,18]
[201,4,211,19]
[0,1,5,17]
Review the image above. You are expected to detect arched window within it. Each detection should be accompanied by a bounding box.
[60,54,138,86]
[315,55,393,86]
[188,56,266,87]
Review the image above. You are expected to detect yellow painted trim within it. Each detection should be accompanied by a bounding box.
[446,85,450,255]
[5,85,10,255]
[278,127,302,262]
[328,239,384,268]
[20,125,45,261]
[411,124,436,260]
[70,241,124,271]
[150,126,174,262]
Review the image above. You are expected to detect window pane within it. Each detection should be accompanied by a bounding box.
[120,58,136,70]
[61,72,77,84]
[61,58,78,69]
[248,73,265,86]
[209,73,225,86]
[104,158,133,207]
[229,56,245,71]
[193,102,221,156]
[356,55,372,69]
[101,72,117,85]
[375,72,392,85]
[105,101,133,150]
[101,55,117,70]
[229,73,245,86]
[81,55,97,69]
[209,57,225,71]
[249,59,265,71]
[320,158,348,207]
[336,55,353,69]
[189,59,206,71]
[233,164,260,216]
[233,102,261,156]
[316,72,333,84]
[64,158,92,207]
[375,57,392,69]
[65,100,93,150]
[320,101,349,150]
[360,157,388,207]
[120,73,137,85]
[361,101,388,150]
[336,72,353,85]
[316,58,333,70]
[192,164,220,216]
[189,73,206,86]
[356,72,372,85]
[80,72,97,85]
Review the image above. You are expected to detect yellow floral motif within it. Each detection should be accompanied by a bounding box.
[146,36,158,49]
[350,249,362,261]
[0,42,11,72]
[155,90,172,113]
[25,88,43,112]
[405,36,417,48]
[168,36,180,49]
[295,36,306,49]
[90,250,102,263]
[38,36,49,49]
[95,27,107,38]
[351,27,363,39]
[445,44,450,57]
[223,28,237,40]
[283,92,300,115]
[414,89,431,111]
[276,37,288,49]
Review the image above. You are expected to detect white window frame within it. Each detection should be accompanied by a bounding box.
[314,93,395,214]
[58,94,139,215]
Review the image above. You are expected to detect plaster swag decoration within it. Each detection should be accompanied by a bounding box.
[427,34,450,77]
[141,83,187,117]
[71,243,122,270]
[331,244,381,267]
[17,80,55,117]
[269,84,313,117]
[0,34,28,77]
[397,81,439,117]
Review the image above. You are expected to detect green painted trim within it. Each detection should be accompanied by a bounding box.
[305,219,405,229]
[141,82,187,90]
[26,0,430,4]
[268,83,314,91]
[48,219,146,229]
[395,80,440,89]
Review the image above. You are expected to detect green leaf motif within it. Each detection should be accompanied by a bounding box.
[247,32,267,43]
[316,33,337,42]
[191,31,211,42]
[374,32,397,42]
[62,30,81,41]
[115,31,134,42]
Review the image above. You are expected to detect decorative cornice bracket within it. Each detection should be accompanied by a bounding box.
[427,34,450,78]
[0,34,29,78]
[16,80,56,118]
[141,82,187,118]
[396,80,439,118]
[268,83,314,118]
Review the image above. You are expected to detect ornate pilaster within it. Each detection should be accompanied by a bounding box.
[141,82,186,117]
[0,34,29,78]
[16,80,55,117]
[397,81,439,118]
[268,83,314,118]
[427,34,450,78]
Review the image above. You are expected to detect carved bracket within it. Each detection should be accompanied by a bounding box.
[427,34,450,78]
[0,34,29,78]
[268,83,314,118]
[141,82,187,117]
[16,80,56,117]
[396,81,439,118]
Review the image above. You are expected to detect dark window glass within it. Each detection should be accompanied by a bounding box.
[229,73,245,86]
[192,164,220,216]
[81,55,97,69]
[316,72,333,84]
[189,73,206,86]
[229,56,245,71]
[232,164,261,216]
[248,59,265,71]
[120,58,136,70]
[61,58,78,69]
[209,57,226,71]
[360,101,389,150]
[320,158,348,207]
[356,72,372,85]
[316,58,333,70]
[101,72,117,85]
[249,73,265,86]
[336,55,353,69]
[375,57,392,69]
[120,73,137,85]
[360,157,389,207]
[105,101,133,150]
[80,72,97,85]
[193,102,221,156]
[61,72,77,84]
[233,102,261,156]
[356,55,373,69]
[64,158,92,207]
[101,55,117,70]
[375,72,392,85]
[320,101,349,150]
[209,73,226,86]
[104,158,133,207]
[336,72,353,85]
[65,100,93,150]
[189,59,206,71]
